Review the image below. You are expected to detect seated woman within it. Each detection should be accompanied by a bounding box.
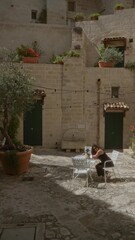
[91,144,114,177]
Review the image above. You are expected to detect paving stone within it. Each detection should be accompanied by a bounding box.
[0,150,135,240]
[0,227,35,240]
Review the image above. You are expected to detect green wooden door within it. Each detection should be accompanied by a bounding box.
[105,112,123,149]
[23,100,42,146]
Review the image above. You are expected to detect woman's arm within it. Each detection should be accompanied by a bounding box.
[92,149,104,159]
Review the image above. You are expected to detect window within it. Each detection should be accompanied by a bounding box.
[68,1,76,12]
[31,10,37,20]
[111,87,119,98]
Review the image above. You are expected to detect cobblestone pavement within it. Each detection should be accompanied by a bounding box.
[0,149,135,240]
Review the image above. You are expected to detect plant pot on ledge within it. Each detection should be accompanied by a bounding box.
[98,61,113,68]
[22,57,39,63]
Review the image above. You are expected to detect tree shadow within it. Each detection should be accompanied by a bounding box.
[0,155,135,240]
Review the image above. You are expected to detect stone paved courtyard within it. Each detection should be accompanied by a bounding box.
[0,149,135,240]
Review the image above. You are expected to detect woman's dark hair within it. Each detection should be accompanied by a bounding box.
[92,144,99,154]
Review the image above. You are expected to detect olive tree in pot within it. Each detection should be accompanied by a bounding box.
[0,49,34,175]
[97,44,123,67]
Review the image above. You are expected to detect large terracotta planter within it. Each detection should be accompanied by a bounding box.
[98,61,113,68]
[22,57,39,63]
[0,148,33,175]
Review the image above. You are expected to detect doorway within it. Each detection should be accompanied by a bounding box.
[105,112,123,149]
[23,100,42,146]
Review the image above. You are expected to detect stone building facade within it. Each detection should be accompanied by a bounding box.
[1,1,135,150]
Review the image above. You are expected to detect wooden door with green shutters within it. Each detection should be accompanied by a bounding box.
[23,100,42,146]
[105,112,123,149]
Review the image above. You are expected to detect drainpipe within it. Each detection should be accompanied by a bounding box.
[97,79,101,146]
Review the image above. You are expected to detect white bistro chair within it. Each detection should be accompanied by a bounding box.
[103,150,121,184]
[72,155,93,187]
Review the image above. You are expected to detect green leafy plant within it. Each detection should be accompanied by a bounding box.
[64,50,80,57]
[50,54,64,64]
[114,3,125,10]
[89,12,100,20]
[125,61,135,71]
[50,50,80,64]
[0,52,34,151]
[97,44,123,65]
[74,12,85,22]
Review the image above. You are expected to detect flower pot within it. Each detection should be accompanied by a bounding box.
[22,57,39,63]
[90,16,98,20]
[98,61,113,68]
[0,148,33,175]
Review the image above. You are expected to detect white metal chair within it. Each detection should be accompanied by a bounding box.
[103,150,121,184]
[72,155,93,187]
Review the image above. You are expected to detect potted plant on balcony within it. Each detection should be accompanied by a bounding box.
[12,41,42,63]
[0,51,34,175]
[74,12,85,22]
[114,3,125,10]
[97,44,123,67]
[89,12,100,20]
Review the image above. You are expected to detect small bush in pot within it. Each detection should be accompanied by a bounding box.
[74,12,85,22]
[114,3,125,10]
[125,61,135,71]
[97,44,123,67]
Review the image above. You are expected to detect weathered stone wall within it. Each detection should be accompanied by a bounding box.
[47,0,67,25]
[78,9,135,67]
[0,23,72,63]
[0,0,45,24]
[18,58,135,150]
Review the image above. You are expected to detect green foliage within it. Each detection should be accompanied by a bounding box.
[74,12,85,22]
[8,116,20,143]
[50,50,80,64]
[50,54,64,64]
[114,3,125,10]
[125,61,135,71]
[0,56,34,147]
[64,50,80,57]
[97,44,123,65]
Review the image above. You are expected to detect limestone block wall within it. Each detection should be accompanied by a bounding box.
[47,0,67,25]
[84,67,135,148]
[18,63,62,149]
[17,59,135,149]
[61,57,86,148]
[0,23,72,63]
[0,0,45,24]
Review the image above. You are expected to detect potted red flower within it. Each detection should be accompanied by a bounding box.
[14,41,42,63]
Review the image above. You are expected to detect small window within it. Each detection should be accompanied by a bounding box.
[31,10,37,20]
[111,87,119,98]
[68,1,76,12]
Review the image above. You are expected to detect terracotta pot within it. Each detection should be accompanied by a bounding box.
[90,16,98,20]
[22,57,39,63]
[98,61,113,68]
[115,6,124,10]
[0,148,33,175]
